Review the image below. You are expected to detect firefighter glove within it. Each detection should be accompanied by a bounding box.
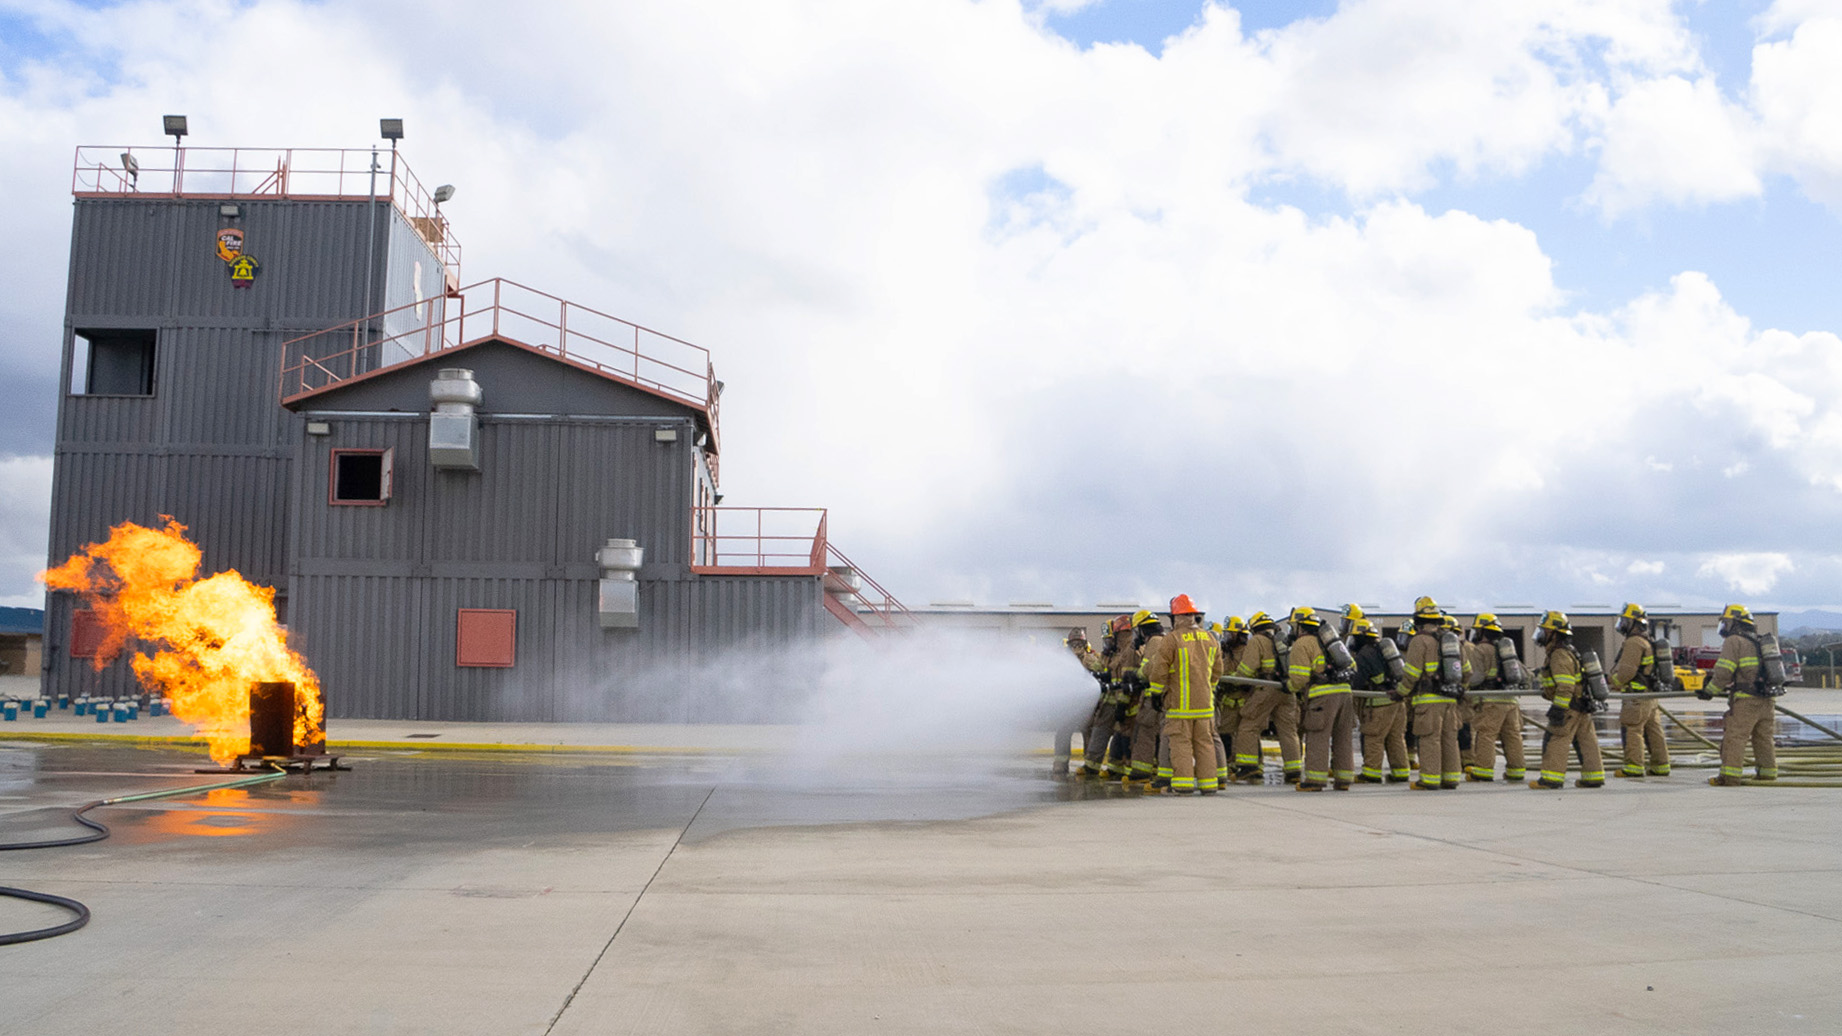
[1696,686,1714,701]
[1151,692,1166,711]
[1545,705,1568,726]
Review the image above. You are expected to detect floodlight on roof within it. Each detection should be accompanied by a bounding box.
[379,118,404,141]
[120,152,139,185]
[432,184,455,204]
[163,115,188,138]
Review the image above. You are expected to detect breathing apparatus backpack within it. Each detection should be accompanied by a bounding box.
[1314,624,1356,683]
[1377,638,1408,686]
[1578,650,1611,712]
[1649,633,1677,692]
[1437,630,1465,693]
[1494,636,1528,689]
[1749,633,1788,696]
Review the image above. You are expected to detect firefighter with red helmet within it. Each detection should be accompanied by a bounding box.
[1143,594,1225,794]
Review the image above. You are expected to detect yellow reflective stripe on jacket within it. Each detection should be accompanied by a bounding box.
[1306,684,1351,699]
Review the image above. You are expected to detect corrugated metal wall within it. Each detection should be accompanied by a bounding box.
[291,571,823,722]
[47,195,442,699]
[289,408,822,722]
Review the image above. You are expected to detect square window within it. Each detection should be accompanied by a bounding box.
[457,609,516,667]
[70,609,107,658]
[330,449,393,505]
[72,329,156,395]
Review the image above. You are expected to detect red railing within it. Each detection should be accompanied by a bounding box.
[73,145,461,270]
[688,509,913,632]
[826,543,916,630]
[691,508,828,574]
[279,278,719,449]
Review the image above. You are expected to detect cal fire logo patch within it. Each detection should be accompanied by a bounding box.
[215,226,261,288]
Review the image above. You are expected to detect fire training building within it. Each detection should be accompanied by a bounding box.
[45,139,906,721]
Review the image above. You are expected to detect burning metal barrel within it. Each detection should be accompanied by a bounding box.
[232,682,341,772]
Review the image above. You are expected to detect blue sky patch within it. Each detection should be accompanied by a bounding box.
[1044,0,1341,54]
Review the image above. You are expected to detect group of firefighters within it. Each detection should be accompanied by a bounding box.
[1063,597,1785,793]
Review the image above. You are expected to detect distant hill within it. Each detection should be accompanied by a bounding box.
[0,606,44,635]
[1779,609,1842,635]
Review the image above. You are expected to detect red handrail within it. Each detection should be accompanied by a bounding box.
[690,508,827,573]
[73,144,462,270]
[279,278,719,450]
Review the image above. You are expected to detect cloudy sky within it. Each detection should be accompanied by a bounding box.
[2,0,1841,618]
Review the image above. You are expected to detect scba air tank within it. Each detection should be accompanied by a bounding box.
[1495,637,1528,687]
[1758,633,1788,693]
[1379,638,1408,683]
[1580,651,1611,703]
[1320,629,1355,674]
[1438,631,1464,686]
[1651,635,1677,691]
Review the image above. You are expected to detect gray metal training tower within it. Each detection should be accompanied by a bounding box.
[47,137,908,721]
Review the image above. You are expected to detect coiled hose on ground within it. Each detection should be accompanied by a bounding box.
[0,767,287,945]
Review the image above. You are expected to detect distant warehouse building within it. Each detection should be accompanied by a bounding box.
[915,604,1776,672]
[45,136,906,720]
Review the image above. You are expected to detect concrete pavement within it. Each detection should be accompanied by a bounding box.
[1,738,1837,1035]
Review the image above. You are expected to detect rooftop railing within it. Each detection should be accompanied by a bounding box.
[73,145,461,270]
[279,277,719,449]
[691,508,828,574]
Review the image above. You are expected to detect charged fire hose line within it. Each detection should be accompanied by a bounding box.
[0,766,287,945]
[1773,703,1842,745]
[1657,704,1723,752]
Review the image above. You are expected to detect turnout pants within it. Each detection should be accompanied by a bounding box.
[1217,696,1246,776]
[1619,698,1671,775]
[1538,709,1605,785]
[1302,690,1355,786]
[1412,699,1461,788]
[1131,698,1165,779]
[1083,701,1119,773]
[1719,694,1778,781]
[1466,700,1526,780]
[1235,687,1302,776]
[1359,700,1410,781]
[1163,715,1219,792]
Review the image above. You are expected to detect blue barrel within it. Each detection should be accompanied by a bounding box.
[124,704,139,720]
[2,702,17,721]
[73,699,88,716]
[56,694,70,710]
[149,699,164,717]
[33,700,49,718]
[95,705,109,723]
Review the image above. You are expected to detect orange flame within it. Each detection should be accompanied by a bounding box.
[39,518,324,765]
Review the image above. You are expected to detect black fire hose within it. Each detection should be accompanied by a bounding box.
[0,768,286,945]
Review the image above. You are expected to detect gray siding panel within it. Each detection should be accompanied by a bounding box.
[295,570,822,723]
[48,195,416,699]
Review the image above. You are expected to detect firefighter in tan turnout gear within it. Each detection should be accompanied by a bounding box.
[1287,606,1356,791]
[1078,617,1136,779]
[1532,610,1606,789]
[1126,610,1167,786]
[1700,603,1783,786]
[1400,597,1467,790]
[1061,627,1109,778]
[1348,619,1411,783]
[1464,614,1527,782]
[1215,617,1252,786]
[1143,595,1225,794]
[1232,612,1302,783]
[1612,603,1671,778]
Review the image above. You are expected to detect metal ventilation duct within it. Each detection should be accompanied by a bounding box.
[597,538,643,629]
[428,367,481,470]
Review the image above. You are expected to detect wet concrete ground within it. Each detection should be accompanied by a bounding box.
[2,736,1840,1035]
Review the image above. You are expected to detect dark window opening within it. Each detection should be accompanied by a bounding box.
[330,449,392,504]
[73,329,156,396]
